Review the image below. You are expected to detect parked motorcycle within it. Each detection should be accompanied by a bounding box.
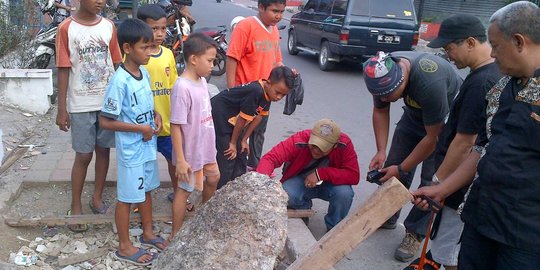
[29,0,57,69]
[159,0,193,75]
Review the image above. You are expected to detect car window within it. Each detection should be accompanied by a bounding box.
[351,0,414,19]
[370,0,414,19]
[304,0,318,12]
[331,0,348,15]
[317,0,332,13]
[350,0,369,15]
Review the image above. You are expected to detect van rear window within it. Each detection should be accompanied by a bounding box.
[351,0,415,19]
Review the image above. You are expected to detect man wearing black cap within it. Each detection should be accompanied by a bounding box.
[414,2,540,269]
[363,49,461,261]
[410,14,502,270]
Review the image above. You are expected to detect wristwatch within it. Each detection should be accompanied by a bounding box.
[397,164,409,178]
[432,174,441,185]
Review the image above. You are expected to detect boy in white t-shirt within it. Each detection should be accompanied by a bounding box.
[55,0,122,232]
[169,33,220,240]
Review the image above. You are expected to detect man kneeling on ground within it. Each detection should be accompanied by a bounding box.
[256,119,360,231]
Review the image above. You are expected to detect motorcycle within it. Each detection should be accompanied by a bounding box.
[159,0,227,78]
[159,0,193,75]
[29,0,57,69]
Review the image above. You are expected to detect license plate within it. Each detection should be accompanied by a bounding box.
[377,35,400,44]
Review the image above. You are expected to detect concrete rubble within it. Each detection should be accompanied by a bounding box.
[6,223,171,269]
[154,172,289,270]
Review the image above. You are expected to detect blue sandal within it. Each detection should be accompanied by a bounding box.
[113,248,157,266]
[139,235,168,252]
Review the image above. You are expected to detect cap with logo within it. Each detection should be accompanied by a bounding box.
[309,119,341,153]
[363,51,404,97]
[427,14,486,48]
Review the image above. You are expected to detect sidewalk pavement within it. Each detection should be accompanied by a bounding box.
[22,83,220,185]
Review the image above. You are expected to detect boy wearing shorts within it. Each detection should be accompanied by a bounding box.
[55,0,122,231]
[169,33,220,239]
[137,4,182,203]
[100,19,167,266]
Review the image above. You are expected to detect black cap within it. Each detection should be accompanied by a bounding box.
[427,14,486,48]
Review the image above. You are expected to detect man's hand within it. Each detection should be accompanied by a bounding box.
[224,142,237,160]
[175,159,192,183]
[153,112,163,135]
[304,172,319,188]
[412,185,446,211]
[141,125,154,141]
[369,151,386,170]
[379,165,399,182]
[240,140,249,155]
[56,109,70,132]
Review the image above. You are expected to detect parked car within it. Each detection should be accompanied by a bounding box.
[288,0,419,70]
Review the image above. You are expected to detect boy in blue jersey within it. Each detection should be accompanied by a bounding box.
[100,19,167,266]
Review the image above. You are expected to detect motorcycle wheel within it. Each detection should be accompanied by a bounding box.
[211,49,226,76]
[29,53,52,69]
[175,53,186,75]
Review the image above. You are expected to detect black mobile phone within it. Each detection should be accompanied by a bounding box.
[366,169,383,185]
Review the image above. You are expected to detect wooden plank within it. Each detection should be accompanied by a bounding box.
[4,209,314,227]
[288,177,413,270]
[0,137,31,175]
[58,248,108,266]
[0,148,27,175]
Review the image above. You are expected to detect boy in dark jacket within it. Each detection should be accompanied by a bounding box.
[212,66,294,188]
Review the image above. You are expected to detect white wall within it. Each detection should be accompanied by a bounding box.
[0,69,53,115]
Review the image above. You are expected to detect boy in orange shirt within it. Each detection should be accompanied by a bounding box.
[225,0,286,172]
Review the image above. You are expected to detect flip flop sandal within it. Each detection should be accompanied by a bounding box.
[139,235,167,252]
[186,199,194,212]
[112,248,157,266]
[89,200,109,215]
[167,193,194,212]
[66,210,89,232]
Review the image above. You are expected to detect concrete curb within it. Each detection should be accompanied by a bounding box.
[286,218,335,269]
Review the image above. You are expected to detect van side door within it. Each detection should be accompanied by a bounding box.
[306,0,332,48]
[294,0,320,47]
[322,0,348,47]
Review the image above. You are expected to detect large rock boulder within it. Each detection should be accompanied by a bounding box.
[154,172,289,270]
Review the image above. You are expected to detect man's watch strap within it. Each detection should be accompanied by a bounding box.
[397,164,409,178]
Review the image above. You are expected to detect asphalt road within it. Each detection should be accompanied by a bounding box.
[191,1,424,268]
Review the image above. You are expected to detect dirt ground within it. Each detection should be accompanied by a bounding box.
[0,103,194,268]
[0,103,54,263]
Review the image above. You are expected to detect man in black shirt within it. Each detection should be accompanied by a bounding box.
[419,14,503,270]
[414,2,540,269]
[363,50,462,261]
